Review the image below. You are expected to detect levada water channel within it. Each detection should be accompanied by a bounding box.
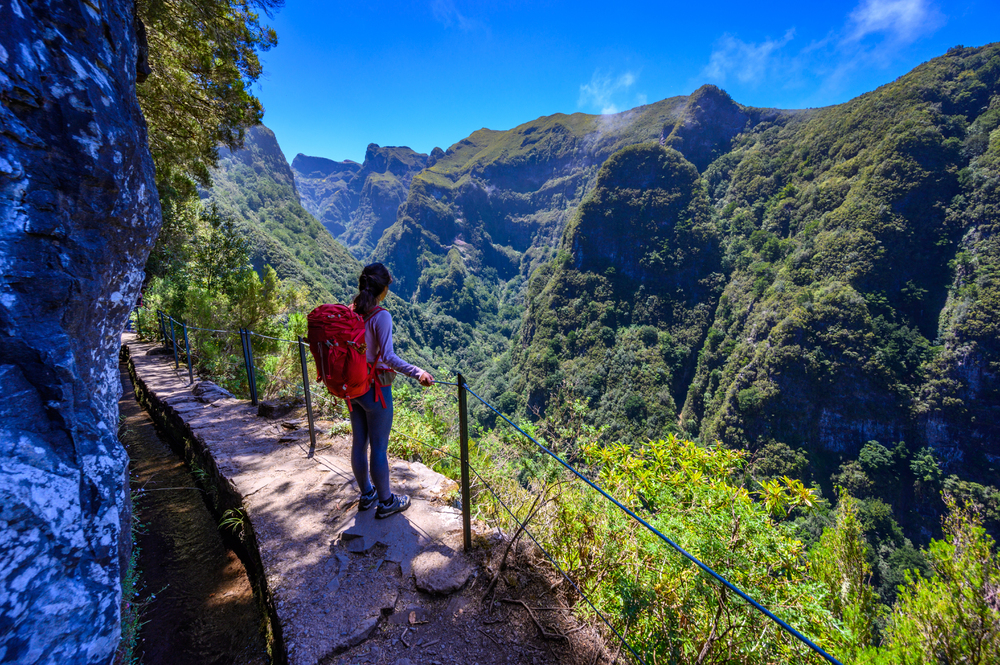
[118,358,269,664]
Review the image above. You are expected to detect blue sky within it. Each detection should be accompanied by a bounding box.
[255,0,999,164]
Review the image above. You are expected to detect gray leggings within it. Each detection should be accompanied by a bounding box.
[349,385,393,502]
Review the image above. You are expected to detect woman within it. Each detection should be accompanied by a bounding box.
[350,263,434,519]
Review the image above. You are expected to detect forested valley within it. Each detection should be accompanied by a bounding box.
[134,2,1000,657]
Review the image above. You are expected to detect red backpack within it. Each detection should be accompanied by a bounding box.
[307,304,390,410]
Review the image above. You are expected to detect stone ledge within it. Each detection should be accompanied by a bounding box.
[122,334,475,665]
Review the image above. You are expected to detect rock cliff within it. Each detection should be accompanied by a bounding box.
[511,145,723,438]
[0,0,160,661]
[371,94,783,323]
[292,144,428,259]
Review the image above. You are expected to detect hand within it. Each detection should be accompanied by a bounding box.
[417,370,434,387]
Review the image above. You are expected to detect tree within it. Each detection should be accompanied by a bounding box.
[138,0,279,196]
[871,496,1000,664]
[810,493,881,657]
[137,0,281,279]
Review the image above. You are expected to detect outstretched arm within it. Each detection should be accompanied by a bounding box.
[371,310,432,385]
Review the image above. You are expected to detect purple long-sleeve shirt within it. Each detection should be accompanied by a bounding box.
[364,308,422,379]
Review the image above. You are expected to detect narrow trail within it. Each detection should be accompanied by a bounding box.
[118,360,269,665]
[122,334,613,664]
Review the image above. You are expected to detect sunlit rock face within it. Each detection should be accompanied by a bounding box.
[0,0,160,661]
[292,144,429,260]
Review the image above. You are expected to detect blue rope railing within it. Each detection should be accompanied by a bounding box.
[461,382,843,665]
[133,308,842,664]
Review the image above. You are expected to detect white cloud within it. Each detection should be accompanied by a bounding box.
[579,70,642,115]
[698,0,946,106]
[846,0,945,44]
[703,29,796,86]
[430,0,482,31]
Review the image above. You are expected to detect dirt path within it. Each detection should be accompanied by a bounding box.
[118,360,268,665]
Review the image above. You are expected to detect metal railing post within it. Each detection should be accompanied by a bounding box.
[457,373,472,552]
[239,328,253,404]
[158,310,167,346]
[239,328,247,396]
[298,336,317,451]
[183,322,194,385]
[169,317,179,369]
[245,329,258,406]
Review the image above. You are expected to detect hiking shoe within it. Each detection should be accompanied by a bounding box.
[358,486,378,511]
[375,493,411,519]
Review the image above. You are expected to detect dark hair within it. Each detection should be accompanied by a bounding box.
[353,263,393,317]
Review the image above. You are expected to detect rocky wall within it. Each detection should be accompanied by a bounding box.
[0,0,160,662]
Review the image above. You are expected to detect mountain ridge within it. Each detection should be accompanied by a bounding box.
[218,46,1000,542]
[204,124,361,303]
[512,43,1000,505]
[292,144,428,259]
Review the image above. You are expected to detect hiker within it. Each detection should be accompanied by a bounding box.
[350,262,434,518]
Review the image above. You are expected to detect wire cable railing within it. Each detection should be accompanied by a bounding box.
[462,383,841,664]
[184,325,237,334]
[134,307,843,665]
[383,424,645,662]
[249,331,299,344]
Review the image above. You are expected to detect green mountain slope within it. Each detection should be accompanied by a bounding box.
[687,45,999,471]
[365,87,791,381]
[914,74,1000,477]
[292,145,428,259]
[204,125,449,372]
[374,88,791,301]
[204,125,361,303]
[513,44,1000,515]
[510,144,723,440]
[212,47,999,508]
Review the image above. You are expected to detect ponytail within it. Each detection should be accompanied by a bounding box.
[353,263,393,317]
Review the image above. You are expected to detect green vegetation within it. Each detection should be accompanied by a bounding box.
[204,125,360,303]
[138,0,281,280]
[135,22,1000,661]
[370,96,699,363]
[114,492,147,665]
[383,383,1000,664]
[568,436,831,663]
[138,0,279,192]
[859,495,1000,663]
[506,43,1000,550]
[675,47,1000,480]
[135,270,1000,664]
[136,215,310,401]
[219,508,248,538]
[509,143,723,441]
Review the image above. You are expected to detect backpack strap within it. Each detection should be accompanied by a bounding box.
[363,305,386,320]
[368,349,392,409]
[364,306,394,408]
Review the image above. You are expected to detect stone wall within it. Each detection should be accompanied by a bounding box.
[0,0,160,661]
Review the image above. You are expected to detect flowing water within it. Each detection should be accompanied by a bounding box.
[118,361,269,665]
